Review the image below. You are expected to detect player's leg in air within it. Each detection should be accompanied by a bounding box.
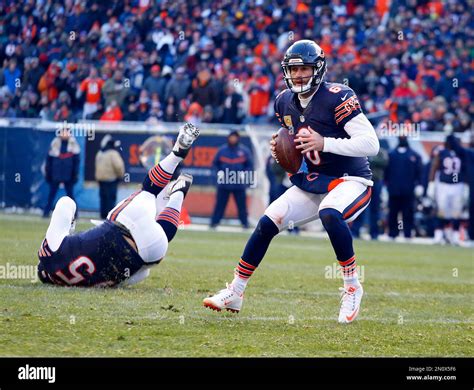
[37,123,199,287]
[203,178,371,323]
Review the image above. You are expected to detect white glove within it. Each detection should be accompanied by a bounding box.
[427,181,436,199]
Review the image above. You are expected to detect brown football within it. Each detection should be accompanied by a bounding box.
[273,127,302,174]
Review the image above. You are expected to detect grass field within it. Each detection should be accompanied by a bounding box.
[0,216,472,357]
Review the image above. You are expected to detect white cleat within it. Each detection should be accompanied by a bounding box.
[338,284,363,324]
[173,122,200,158]
[203,283,243,313]
[168,174,193,198]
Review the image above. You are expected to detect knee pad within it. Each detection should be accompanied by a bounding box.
[319,208,343,230]
[265,199,289,228]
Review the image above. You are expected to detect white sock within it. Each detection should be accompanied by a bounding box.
[230,274,249,295]
[159,153,182,174]
[155,182,171,214]
[343,271,361,288]
[166,192,184,212]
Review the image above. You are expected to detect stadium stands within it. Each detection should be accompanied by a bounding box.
[0,0,472,130]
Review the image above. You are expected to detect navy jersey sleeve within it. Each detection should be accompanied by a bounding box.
[330,85,363,128]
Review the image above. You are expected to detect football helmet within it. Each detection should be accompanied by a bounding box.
[281,39,327,94]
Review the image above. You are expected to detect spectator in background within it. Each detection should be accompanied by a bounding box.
[22,57,43,93]
[123,101,139,121]
[351,144,389,240]
[77,67,104,119]
[17,96,36,118]
[246,65,270,123]
[184,102,203,124]
[95,134,125,219]
[0,0,471,128]
[43,129,80,218]
[39,99,57,121]
[3,58,21,95]
[53,102,74,122]
[143,64,168,99]
[165,67,190,116]
[210,131,253,229]
[100,99,123,122]
[192,69,218,108]
[0,98,16,118]
[163,102,177,122]
[385,137,423,240]
[37,62,60,103]
[221,81,244,124]
[102,70,128,108]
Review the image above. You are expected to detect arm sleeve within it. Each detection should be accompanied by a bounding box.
[323,113,380,157]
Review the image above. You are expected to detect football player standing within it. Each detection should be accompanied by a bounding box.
[204,40,379,323]
[428,136,464,245]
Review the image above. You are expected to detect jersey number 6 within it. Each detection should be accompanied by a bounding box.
[55,256,96,285]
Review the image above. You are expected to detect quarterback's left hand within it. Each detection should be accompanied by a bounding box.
[294,126,324,154]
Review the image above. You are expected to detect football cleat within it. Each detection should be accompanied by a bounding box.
[172,122,200,158]
[203,283,243,313]
[168,173,193,198]
[338,284,363,324]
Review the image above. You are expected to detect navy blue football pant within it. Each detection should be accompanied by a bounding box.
[211,188,248,228]
[351,180,382,239]
[99,180,118,219]
[388,193,414,238]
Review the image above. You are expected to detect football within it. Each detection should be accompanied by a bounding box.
[273,127,303,174]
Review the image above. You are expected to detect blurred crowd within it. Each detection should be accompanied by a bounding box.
[0,0,472,130]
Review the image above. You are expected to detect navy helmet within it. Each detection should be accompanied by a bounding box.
[281,40,327,94]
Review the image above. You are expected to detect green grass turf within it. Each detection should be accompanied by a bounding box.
[0,216,472,357]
